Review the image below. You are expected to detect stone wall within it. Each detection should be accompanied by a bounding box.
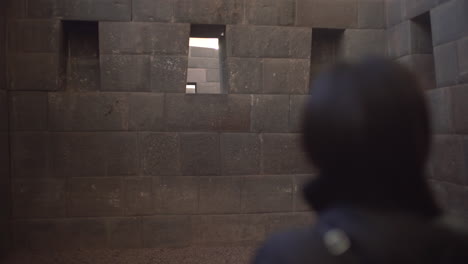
[5,0,387,251]
[385,0,468,220]
[187,46,221,94]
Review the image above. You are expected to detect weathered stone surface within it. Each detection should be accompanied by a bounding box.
[386,0,404,27]
[9,92,48,131]
[142,216,192,247]
[9,53,61,91]
[429,135,467,185]
[430,181,468,216]
[67,58,100,91]
[132,0,173,22]
[220,133,261,175]
[12,178,66,218]
[151,55,188,93]
[100,22,189,55]
[174,0,244,24]
[294,175,314,212]
[153,177,199,214]
[190,47,219,58]
[387,22,411,58]
[108,217,141,248]
[245,0,295,26]
[341,29,387,60]
[165,94,251,132]
[206,69,220,82]
[27,0,61,18]
[129,93,165,131]
[180,133,220,176]
[397,54,436,89]
[123,177,153,216]
[50,132,137,177]
[289,95,310,133]
[262,212,314,235]
[450,85,468,134]
[263,59,310,94]
[8,19,61,53]
[61,0,131,21]
[434,42,459,87]
[227,25,311,58]
[296,0,358,28]
[101,55,151,92]
[262,134,314,174]
[197,83,221,94]
[139,133,181,176]
[48,92,129,131]
[405,0,437,19]
[458,37,468,83]
[187,69,207,83]
[358,0,385,29]
[226,58,263,94]
[68,177,123,217]
[427,87,453,133]
[251,95,289,132]
[199,177,241,214]
[241,175,293,213]
[11,132,49,178]
[13,218,108,249]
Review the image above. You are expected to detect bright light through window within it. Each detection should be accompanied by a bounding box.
[189,38,219,50]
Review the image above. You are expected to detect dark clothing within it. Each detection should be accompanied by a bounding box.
[254,207,468,264]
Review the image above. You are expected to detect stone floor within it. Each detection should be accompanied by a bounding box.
[4,246,256,264]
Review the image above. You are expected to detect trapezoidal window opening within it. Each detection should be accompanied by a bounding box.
[62,20,100,91]
[186,24,226,94]
[310,28,344,81]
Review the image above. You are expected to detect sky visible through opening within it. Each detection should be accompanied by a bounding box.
[189,37,219,50]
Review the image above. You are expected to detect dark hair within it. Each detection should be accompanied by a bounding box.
[302,57,440,217]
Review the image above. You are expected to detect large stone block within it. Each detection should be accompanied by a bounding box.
[385,0,404,27]
[174,0,244,24]
[66,58,100,91]
[206,69,220,82]
[289,95,310,133]
[190,47,219,58]
[50,132,137,177]
[427,87,453,134]
[108,217,141,248]
[358,0,385,29]
[387,22,411,59]
[241,175,293,213]
[199,177,241,214]
[187,68,207,83]
[101,55,151,92]
[296,0,358,28]
[430,0,466,46]
[431,181,468,216]
[434,42,459,87]
[132,0,173,22]
[100,22,189,55]
[262,134,314,174]
[9,92,48,131]
[27,0,61,18]
[139,133,181,176]
[245,0,295,26]
[450,85,468,134]
[188,57,219,69]
[128,93,165,131]
[153,177,199,214]
[458,37,468,83]
[123,177,153,216]
[11,132,49,178]
[8,19,61,53]
[180,133,220,176]
[8,53,61,91]
[197,82,221,94]
[226,25,311,58]
[61,0,131,21]
[263,59,310,94]
[341,29,387,60]
[151,55,188,93]
[405,0,437,19]
[12,178,66,218]
[48,92,129,131]
[429,135,467,185]
[294,175,314,212]
[220,133,261,175]
[251,95,289,132]
[68,177,123,217]
[165,94,251,132]
[142,216,192,247]
[226,58,263,94]
[397,54,436,89]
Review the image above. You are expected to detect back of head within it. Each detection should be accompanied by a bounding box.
[302,57,439,216]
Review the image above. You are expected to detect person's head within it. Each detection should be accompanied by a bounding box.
[302,57,439,216]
